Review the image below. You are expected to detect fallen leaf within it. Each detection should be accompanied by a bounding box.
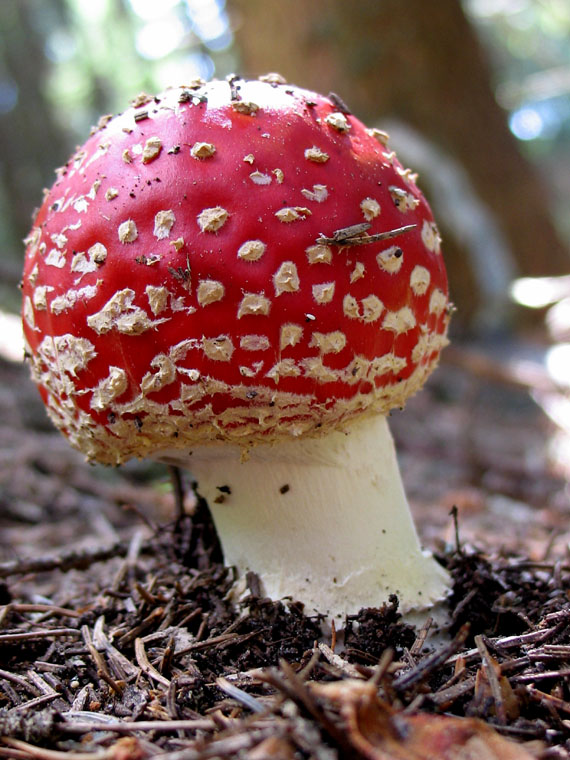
[310,680,537,760]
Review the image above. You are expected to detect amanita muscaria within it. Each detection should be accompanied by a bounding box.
[22,74,452,620]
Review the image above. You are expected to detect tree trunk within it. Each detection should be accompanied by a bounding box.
[0,0,71,291]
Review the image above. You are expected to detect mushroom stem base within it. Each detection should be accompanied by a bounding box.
[157,414,450,623]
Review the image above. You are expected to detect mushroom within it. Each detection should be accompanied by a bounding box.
[21,76,452,621]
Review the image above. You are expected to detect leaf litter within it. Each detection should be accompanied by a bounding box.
[0,353,569,758]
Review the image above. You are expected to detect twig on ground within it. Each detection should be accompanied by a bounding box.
[393,624,470,692]
[0,542,135,579]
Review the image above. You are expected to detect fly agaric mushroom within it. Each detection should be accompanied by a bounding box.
[22,75,451,620]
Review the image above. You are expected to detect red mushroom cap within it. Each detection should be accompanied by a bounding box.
[22,76,450,465]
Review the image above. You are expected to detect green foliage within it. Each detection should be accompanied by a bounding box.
[464,0,570,238]
[43,0,237,143]
[466,0,570,143]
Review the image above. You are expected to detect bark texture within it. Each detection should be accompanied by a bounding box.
[0,0,71,286]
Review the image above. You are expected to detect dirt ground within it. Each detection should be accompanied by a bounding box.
[0,342,569,759]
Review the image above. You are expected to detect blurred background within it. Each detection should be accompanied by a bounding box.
[0,0,569,555]
[0,0,568,324]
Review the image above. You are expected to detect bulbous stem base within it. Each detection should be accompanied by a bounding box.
[156,414,450,624]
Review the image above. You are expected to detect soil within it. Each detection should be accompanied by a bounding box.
[0,345,569,759]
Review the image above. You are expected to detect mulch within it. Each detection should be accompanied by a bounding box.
[1,349,569,759]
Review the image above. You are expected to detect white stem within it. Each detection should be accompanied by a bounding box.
[157,414,449,622]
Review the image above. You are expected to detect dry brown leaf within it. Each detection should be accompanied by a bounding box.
[110,737,145,760]
[310,680,536,760]
[248,735,296,759]
[473,664,520,722]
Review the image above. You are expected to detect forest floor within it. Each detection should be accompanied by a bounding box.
[0,339,569,760]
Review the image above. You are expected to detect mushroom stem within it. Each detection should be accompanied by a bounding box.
[158,414,449,622]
